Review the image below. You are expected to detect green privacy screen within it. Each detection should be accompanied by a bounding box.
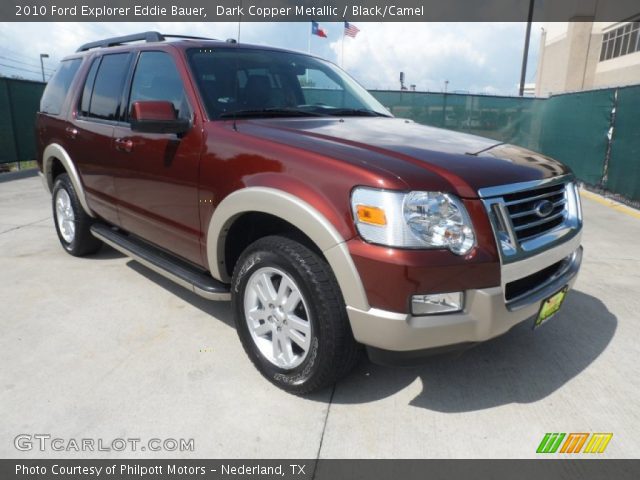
[370,90,545,152]
[1,79,639,203]
[606,85,640,202]
[537,89,613,186]
[0,79,18,164]
[0,78,45,164]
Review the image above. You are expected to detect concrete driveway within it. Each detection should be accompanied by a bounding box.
[1,176,638,458]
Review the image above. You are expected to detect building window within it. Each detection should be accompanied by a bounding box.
[600,22,640,62]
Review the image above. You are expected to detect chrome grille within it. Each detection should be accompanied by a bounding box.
[502,182,567,242]
[478,176,582,264]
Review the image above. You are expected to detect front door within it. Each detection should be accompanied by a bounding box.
[112,50,204,266]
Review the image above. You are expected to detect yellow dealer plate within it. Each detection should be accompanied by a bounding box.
[534,286,568,329]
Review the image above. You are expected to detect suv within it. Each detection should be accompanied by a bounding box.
[36,32,583,393]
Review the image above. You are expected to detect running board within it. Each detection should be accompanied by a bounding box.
[90,223,230,301]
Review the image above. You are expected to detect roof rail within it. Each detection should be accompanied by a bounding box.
[77,31,164,52]
[76,32,218,52]
[163,34,218,42]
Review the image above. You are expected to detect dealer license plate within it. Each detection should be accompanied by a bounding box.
[534,286,568,329]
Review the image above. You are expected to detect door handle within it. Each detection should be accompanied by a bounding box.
[114,137,134,153]
[65,127,78,139]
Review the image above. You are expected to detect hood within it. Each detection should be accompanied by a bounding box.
[235,117,570,198]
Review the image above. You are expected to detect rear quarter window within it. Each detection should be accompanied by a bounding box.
[40,59,82,115]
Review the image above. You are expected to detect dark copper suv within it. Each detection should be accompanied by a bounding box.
[36,32,583,393]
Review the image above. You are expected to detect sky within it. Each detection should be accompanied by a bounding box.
[0,22,541,95]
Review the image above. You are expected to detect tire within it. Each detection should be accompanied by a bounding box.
[232,235,361,394]
[52,173,102,256]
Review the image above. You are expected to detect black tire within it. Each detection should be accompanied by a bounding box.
[232,235,361,394]
[52,173,102,256]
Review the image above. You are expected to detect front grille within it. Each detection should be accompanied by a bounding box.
[502,182,567,242]
[504,260,563,301]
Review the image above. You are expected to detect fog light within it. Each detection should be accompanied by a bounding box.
[411,292,463,315]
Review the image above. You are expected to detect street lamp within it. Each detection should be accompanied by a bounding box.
[39,53,49,82]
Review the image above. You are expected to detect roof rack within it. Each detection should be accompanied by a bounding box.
[76,31,217,52]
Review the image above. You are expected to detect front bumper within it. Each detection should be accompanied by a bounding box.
[346,238,582,362]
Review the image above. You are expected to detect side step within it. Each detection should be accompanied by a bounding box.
[90,223,230,301]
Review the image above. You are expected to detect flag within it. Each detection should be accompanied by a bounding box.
[311,21,328,38]
[344,22,360,38]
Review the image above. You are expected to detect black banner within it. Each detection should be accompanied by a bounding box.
[3,0,640,22]
[2,459,640,480]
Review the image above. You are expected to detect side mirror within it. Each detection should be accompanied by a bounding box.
[130,101,190,135]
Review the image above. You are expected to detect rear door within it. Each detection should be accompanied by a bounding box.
[111,49,204,266]
[72,52,133,225]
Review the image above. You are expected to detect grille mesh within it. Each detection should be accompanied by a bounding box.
[502,183,567,243]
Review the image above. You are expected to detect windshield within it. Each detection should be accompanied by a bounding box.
[186,47,391,119]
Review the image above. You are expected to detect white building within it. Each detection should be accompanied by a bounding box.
[535,20,640,96]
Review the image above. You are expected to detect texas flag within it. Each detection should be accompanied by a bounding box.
[311,21,328,38]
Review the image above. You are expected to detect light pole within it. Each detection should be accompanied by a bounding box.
[39,53,49,82]
[519,0,535,96]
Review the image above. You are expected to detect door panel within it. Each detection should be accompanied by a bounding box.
[71,53,132,226]
[112,50,203,266]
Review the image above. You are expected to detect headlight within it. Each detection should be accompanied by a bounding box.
[351,187,476,255]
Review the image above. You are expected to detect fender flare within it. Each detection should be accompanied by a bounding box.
[207,187,369,311]
[42,143,95,218]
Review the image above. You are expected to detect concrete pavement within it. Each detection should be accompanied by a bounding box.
[0,176,638,458]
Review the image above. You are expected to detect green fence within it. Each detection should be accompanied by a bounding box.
[0,77,45,165]
[368,87,639,202]
[606,85,640,202]
[1,77,639,203]
[371,90,546,152]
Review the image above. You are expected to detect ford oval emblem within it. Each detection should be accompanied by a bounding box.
[534,199,554,218]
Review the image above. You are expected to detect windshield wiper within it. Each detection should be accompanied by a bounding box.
[324,108,391,117]
[219,107,326,119]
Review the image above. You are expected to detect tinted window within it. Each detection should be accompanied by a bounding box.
[187,48,389,119]
[85,53,131,120]
[79,58,99,116]
[128,51,189,119]
[40,59,82,115]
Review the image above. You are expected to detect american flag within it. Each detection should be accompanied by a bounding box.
[344,22,360,38]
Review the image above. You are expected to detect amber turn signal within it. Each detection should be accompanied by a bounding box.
[356,205,387,226]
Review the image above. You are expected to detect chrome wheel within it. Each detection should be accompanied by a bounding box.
[55,188,75,244]
[243,266,312,370]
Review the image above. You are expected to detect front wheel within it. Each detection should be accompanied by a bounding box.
[231,236,361,394]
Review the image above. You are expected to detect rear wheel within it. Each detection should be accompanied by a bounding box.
[52,173,102,256]
[231,235,361,394]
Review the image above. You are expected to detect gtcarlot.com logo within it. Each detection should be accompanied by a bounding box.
[14,434,195,452]
[537,433,613,454]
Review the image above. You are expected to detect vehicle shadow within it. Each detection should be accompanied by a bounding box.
[89,243,126,260]
[116,262,616,411]
[334,290,617,412]
[126,260,235,328]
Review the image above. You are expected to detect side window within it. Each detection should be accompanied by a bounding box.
[128,51,189,120]
[40,59,82,115]
[80,53,131,121]
[79,58,99,116]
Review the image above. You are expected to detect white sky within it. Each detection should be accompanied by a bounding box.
[0,22,541,95]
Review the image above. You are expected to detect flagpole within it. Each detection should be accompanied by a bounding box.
[341,29,345,68]
[306,23,311,84]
